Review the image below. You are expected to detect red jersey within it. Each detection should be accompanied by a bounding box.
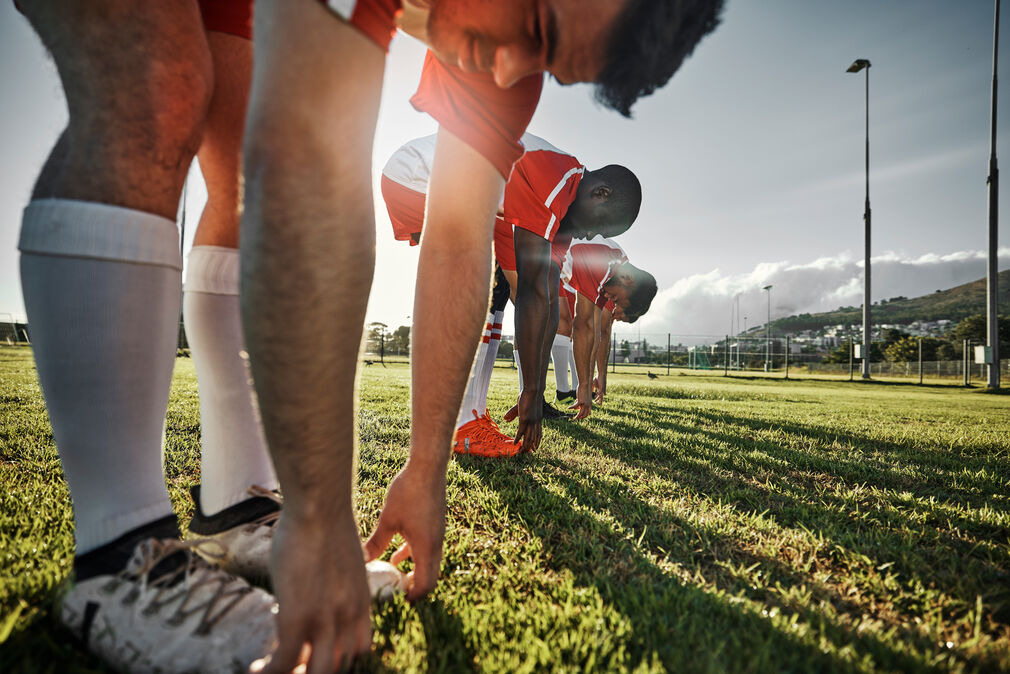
[199,0,253,39]
[382,132,584,268]
[563,238,628,309]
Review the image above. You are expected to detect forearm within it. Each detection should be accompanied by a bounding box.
[596,315,613,385]
[242,136,374,519]
[573,315,597,394]
[411,129,501,471]
[515,279,549,397]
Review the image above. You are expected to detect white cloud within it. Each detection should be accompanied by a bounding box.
[636,248,1010,338]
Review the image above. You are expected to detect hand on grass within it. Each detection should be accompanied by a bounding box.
[514,389,542,452]
[254,511,371,674]
[570,382,593,420]
[593,377,606,404]
[363,464,447,602]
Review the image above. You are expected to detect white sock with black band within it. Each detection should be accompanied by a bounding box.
[184,246,277,515]
[19,199,180,555]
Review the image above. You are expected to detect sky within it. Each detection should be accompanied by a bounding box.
[1,0,1008,341]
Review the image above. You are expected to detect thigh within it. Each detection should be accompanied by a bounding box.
[21,0,213,215]
[194,30,253,248]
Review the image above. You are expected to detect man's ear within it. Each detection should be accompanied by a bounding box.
[592,185,612,201]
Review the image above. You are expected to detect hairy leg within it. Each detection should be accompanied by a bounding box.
[184,30,276,514]
[24,0,212,217]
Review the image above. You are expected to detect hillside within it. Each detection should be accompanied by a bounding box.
[766,269,1010,334]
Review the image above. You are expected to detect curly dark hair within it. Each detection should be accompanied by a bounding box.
[625,266,658,320]
[595,0,725,117]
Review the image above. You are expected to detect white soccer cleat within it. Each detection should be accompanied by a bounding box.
[60,537,278,674]
[190,485,406,602]
[187,485,280,582]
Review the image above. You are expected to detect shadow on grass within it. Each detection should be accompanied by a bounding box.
[452,454,944,672]
[538,399,1009,659]
[369,597,476,673]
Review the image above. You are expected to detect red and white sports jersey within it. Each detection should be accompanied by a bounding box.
[563,237,628,309]
[501,134,584,243]
[382,132,584,261]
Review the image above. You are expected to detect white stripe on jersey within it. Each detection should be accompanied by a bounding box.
[519,133,569,155]
[541,166,585,238]
[326,0,358,20]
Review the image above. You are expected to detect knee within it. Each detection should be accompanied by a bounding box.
[64,45,214,172]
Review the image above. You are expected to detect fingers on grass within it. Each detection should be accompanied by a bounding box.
[305,631,336,674]
[261,623,311,674]
[390,541,411,566]
[406,553,439,601]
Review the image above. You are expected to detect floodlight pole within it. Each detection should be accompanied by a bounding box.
[763,284,772,371]
[848,59,873,379]
[987,0,1001,390]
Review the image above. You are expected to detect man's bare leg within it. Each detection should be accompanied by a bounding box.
[184,30,278,520]
[242,2,381,671]
[18,0,211,554]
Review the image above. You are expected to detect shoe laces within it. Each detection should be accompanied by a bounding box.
[105,538,263,636]
[245,485,282,529]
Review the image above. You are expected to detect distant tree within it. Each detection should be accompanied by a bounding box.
[884,337,942,363]
[365,322,387,354]
[620,340,631,360]
[497,339,514,361]
[949,314,1010,353]
[822,339,852,364]
[388,325,410,356]
[881,328,907,346]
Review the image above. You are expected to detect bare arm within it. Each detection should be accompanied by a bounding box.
[512,227,552,450]
[241,4,383,671]
[364,127,502,592]
[593,308,614,403]
[571,294,601,420]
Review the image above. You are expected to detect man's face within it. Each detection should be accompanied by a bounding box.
[427,0,627,88]
[602,284,632,313]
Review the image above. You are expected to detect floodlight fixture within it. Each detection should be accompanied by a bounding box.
[846,58,871,73]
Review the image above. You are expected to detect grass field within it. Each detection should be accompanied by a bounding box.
[2,345,1009,673]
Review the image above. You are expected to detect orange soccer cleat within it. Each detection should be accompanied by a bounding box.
[453,410,522,458]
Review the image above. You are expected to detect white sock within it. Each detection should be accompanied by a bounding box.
[184,246,277,515]
[456,310,503,428]
[19,199,180,555]
[513,349,524,391]
[568,339,579,390]
[551,333,571,392]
